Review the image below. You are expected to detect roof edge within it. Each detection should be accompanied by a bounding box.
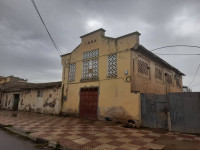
[80,28,106,38]
[61,52,71,57]
[116,31,141,39]
[133,45,185,76]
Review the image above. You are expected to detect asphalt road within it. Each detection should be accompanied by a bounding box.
[0,128,42,150]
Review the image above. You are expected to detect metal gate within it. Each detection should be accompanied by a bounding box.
[141,92,200,133]
[79,87,98,120]
[169,92,200,134]
[141,94,168,129]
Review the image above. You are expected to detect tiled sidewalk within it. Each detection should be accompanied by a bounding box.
[0,110,199,150]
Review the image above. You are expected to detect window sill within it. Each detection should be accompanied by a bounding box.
[107,76,117,78]
[80,78,99,82]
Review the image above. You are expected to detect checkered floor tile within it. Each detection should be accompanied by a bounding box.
[0,110,199,150]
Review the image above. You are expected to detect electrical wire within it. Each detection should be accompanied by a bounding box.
[151,45,200,52]
[155,53,200,56]
[31,0,62,56]
[189,64,200,87]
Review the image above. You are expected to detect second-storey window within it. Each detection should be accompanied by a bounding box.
[165,73,172,84]
[155,67,162,80]
[107,53,117,77]
[138,57,149,76]
[175,74,181,88]
[82,49,99,80]
[69,63,76,82]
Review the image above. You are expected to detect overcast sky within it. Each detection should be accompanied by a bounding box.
[0,0,200,91]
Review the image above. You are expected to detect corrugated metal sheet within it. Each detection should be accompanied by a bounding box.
[169,92,200,134]
[141,94,168,129]
[141,92,200,134]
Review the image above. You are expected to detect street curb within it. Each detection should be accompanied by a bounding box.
[0,124,63,150]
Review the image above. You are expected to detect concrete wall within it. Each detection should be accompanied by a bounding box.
[131,51,183,94]
[1,87,61,115]
[61,30,141,124]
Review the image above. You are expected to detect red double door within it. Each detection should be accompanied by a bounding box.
[79,87,98,120]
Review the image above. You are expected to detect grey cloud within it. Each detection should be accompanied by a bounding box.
[0,0,200,91]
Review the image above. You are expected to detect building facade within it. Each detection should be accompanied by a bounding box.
[0,82,61,115]
[61,28,184,125]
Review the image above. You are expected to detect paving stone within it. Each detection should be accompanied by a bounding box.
[144,143,165,150]
[3,110,192,150]
[73,137,91,145]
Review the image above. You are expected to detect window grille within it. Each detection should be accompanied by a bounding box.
[138,58,149,75]
[166,74,172,84]
[107,54,117,77]
[82,59,98,80]
[155,68,162,80]
[83,49,99,60]
[175,75,181,87]
[82,49,99,80]
[69,63,76,82]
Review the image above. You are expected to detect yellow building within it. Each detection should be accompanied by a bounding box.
[61,28,184,125]
[0,76,8,84]
[0,75,27,85]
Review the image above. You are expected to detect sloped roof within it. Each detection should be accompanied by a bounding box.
[0,81,61,92]
[132,45,185,76]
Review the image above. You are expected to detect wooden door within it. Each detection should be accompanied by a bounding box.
[79,87,98,119]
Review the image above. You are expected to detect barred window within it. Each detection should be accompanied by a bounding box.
[166,74,172,84]
[155,68,162,80]
[107,54,117,77]
[82,49,99,80]
[138,58,149,75]
[83,49,99,60]
[82,59,98,80]
[175,75,181,87]
[69,63,76,82]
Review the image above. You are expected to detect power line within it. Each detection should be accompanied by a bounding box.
[155,53,200,56]
[189,64,200,87]
[151,45,200,52]
[191,81,200,87]
[31,0,62,56]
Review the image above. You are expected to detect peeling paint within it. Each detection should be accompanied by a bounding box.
[1,86,61,115]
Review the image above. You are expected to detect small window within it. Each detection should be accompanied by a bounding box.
[165,73,172,84]
[138,57,149,76]
[155,67,162,80]
[107,54,117,77]
[175,75,181,88]
[69,63,76,82]
[37,91,43,97]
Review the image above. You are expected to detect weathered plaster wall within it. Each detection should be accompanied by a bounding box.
[1,87,61,115]
[61,30,141,124]
[0,92,14,110]
[131,51,183,94]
